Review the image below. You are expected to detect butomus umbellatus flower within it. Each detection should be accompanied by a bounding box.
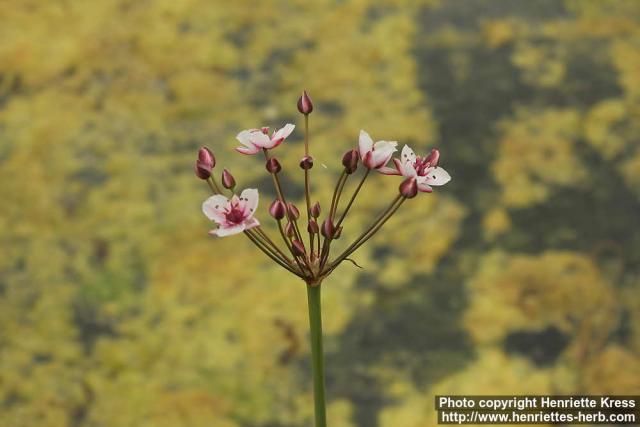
[235,124,295,155]
[194,90,452,427]
[202,189,259,237]
[382,145,451,193]
[358,130,397,170]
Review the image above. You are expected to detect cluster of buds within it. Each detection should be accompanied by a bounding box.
[195,90,450,284]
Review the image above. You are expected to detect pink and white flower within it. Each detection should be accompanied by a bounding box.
[202,189,260,237]
[358,130,398,170]
[236,124,295,155]
[381,145,451,193]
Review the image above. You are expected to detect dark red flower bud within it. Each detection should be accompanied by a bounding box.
[269,199,286,220]
[287,203,300,220]
[266,157,282,174]
[425,148,440,168]
[333,226,343,239]
[321,218,335,239]
[285,222,296,238]
[195,160,211,179]
[299,156,314,170]
[399,177,418,199]
[307,219,319,234]
[198,147,215,168]
[342,149,359,174]
[261,127,270,135]
[297,90,314,115]
[291,239,306,257]
[195,147,215,179]
[311,202,321,218]
[222,169,236,190]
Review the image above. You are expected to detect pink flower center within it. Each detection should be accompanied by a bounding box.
[414,156,431,176]
[224,206,246,224]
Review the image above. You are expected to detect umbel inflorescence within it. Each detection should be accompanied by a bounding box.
[195,91,451,284]
[194,91,450,427]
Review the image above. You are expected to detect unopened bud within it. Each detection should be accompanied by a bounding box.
[291,239,306,257]
[269,199,286,220]
[195,147,215,179]
[311,202,321,218]
[321,218,335,239]
[222,169,236,190]
[287,203,300,220]
[342,149,359,174]
[333,226,343,239]
[299,156,314,170]
[266,157,282,174]
[399,177,418,199]
[195,160,211,179]
[297,90,314,115]
[285,222,295,238]
[425,148,440,168]
[307,219,319,234]
[198,147,215,167]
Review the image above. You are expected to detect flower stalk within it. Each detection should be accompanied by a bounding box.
[195,90,451,426]
[303,114,313,250]
[335,168,369,229]
[306,282,327,427]
[326,195,406,274]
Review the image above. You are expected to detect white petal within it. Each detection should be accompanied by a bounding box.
[236,145,260,155]
[272,123,295,141]
[423,167,451,186]
[393,158,406,176]
[374,141,397,157]
[358,130,374,156]
[371,150,393,169]
[397,158,417,177]
[379,165,400,175]
[239,188,259,216]
[417,182,433,193]
[374,140,397,151]
[248,131,272,148]
[236,130,256,147]
[244,217,260,230]
[202,195,229,222]
[211,223,246,237]
[401,145,416,165]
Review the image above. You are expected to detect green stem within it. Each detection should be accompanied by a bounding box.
[304,114,310,156]
[207,177,224,194]
[306,283,327,427]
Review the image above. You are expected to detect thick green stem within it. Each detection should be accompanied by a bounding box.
[306,283,327,427]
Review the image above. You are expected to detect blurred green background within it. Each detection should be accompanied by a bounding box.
[1,0,639,426]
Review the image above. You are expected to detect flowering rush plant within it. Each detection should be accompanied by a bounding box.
[195,91,450,426]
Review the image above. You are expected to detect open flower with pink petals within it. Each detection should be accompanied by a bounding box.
[235,124,295,155]
[202,189,260,236]
[358,130,398,170]
[381,145,451,192]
